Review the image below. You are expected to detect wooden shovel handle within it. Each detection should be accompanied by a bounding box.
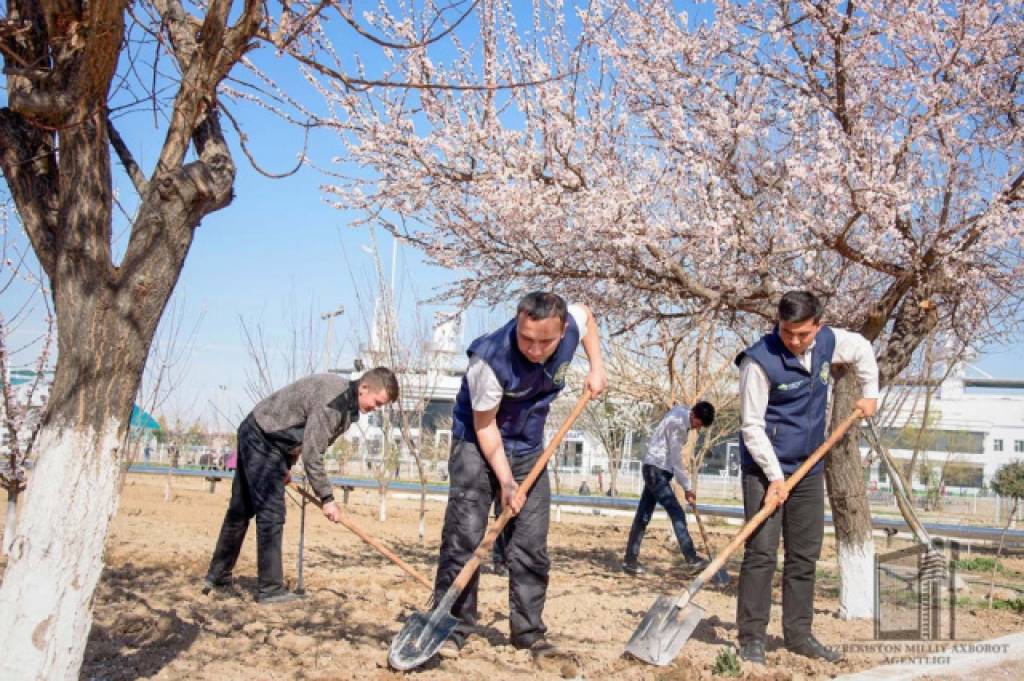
[682,409,864,601]
[290,484,433,591]
[450,389,593,592]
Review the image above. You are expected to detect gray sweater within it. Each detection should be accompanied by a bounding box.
[250,374,359,502]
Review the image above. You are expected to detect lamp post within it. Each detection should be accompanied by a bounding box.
[320,306,345,373]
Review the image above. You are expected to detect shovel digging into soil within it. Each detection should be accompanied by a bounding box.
[624,409,864,666]
[388,390,593,671]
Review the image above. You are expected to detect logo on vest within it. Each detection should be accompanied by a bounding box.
[551,362,570,387]
[819,361,831,385]
[776,379,806,392]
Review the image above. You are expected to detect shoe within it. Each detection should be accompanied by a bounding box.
[684,557,710,573]
[621,561,646,576]
[786,635,844,662]
[737,640,767,665]
[438,639,461,659]
[490,561,508,577]
[257,590,303,605]
[201,577,233,595]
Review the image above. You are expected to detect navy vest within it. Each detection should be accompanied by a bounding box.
[452,315,580,456]
[736,326,836,476]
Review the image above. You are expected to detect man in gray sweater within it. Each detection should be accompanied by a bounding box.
[204,367,399,603]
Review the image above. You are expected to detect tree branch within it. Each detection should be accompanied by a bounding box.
[106,117,147,195]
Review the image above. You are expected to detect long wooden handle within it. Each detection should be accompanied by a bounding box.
[290,484,433,591]
[690,501,714,555]
[450,389,593,592]
[678,409,864,605]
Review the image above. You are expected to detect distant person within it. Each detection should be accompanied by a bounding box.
[577,480,591,496]
[144,445,152,464]
[734,291,878,665]
[622,402,715,576]
[203,368,399,604]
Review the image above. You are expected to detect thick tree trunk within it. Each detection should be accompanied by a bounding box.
[824,365,875,619]
[3,485,17,556]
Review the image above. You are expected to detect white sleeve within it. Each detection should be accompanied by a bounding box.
[568,303,589,339]
[739,358,785,482]
[664,408,692,491]
[831,329,880,399]
[466,357,504,412]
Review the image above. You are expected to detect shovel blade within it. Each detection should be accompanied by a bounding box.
[624,595,705,666]
[388,608,459,671]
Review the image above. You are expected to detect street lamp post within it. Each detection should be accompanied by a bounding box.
[320,306,345,373]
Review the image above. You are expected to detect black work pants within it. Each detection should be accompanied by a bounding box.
[205,415,289,598]
[433,439,551,648]
[624,464,699,564]
[736,467,824,646]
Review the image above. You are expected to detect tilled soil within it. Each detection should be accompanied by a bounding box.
[9,474,1020,680]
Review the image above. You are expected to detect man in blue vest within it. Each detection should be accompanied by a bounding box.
[734,291,878,665]
[434,292,607,662]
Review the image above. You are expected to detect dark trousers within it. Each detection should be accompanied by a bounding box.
[206,415,289,598]
[433,439,551,648]
[736,467,824,646]
[624,464,699,564]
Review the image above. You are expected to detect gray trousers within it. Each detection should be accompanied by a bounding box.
[736,467,824,646]
[433,439,551,648]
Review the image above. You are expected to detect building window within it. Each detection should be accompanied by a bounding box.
[993,439,1004,452]
[1015,440,1024,453]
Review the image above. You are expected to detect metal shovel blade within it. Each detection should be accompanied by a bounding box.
[624,595,705,666]
[388,608,459,671]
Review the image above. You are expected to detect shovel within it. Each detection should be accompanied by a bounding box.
[289,483,433,591]
[388,389,593,671]
[689,500,731,586]
[625,409,864,666]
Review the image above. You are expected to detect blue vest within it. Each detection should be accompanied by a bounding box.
[452,315,580,456]
[736,326,836,476]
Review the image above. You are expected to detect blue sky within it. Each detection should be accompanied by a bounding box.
[2,2,1022,429]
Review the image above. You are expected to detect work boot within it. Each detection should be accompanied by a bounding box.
[786,635,844,662]
[737,640,767,665]
[684,556,711,574]
[200,577,235,596]
[621,561,646,576]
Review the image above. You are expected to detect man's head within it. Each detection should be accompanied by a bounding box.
[690,401,715,430]
[356,367,400,413]
[514,291,568,364]
[777,290,824,356]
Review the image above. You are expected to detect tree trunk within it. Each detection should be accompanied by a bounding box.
[988,498,1018,607]
[3,484,17,556]
[378,487,388,522]
[824,365,875,619]
[0,291,151,678]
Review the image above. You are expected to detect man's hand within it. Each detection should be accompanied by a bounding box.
[584,366,608,397]
[684,489,697,505]
[284,470,292,485]
[765,479,788,507]
[322,500,343,523]
[855,397,878,418]
[500,477,523,515]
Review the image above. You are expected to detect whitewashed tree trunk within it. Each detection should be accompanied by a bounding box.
[3,489,17,556]
[837,538,876,619]
[0,423,123,680]
[378,491,388,522]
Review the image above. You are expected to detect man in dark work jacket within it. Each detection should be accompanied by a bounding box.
[734,291,878,664]
[204,367,399,603]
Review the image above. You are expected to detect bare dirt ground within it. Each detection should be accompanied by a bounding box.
[7,473,1021,680]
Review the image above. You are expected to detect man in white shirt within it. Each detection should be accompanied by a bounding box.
[734,291,878,665]
[434,292,607,662]
[622,402,716,575]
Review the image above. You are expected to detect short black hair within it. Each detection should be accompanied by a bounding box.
[516,291,568,323]
[778,290,823,324]
[358,366,400,401]
[692,401,715,427]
